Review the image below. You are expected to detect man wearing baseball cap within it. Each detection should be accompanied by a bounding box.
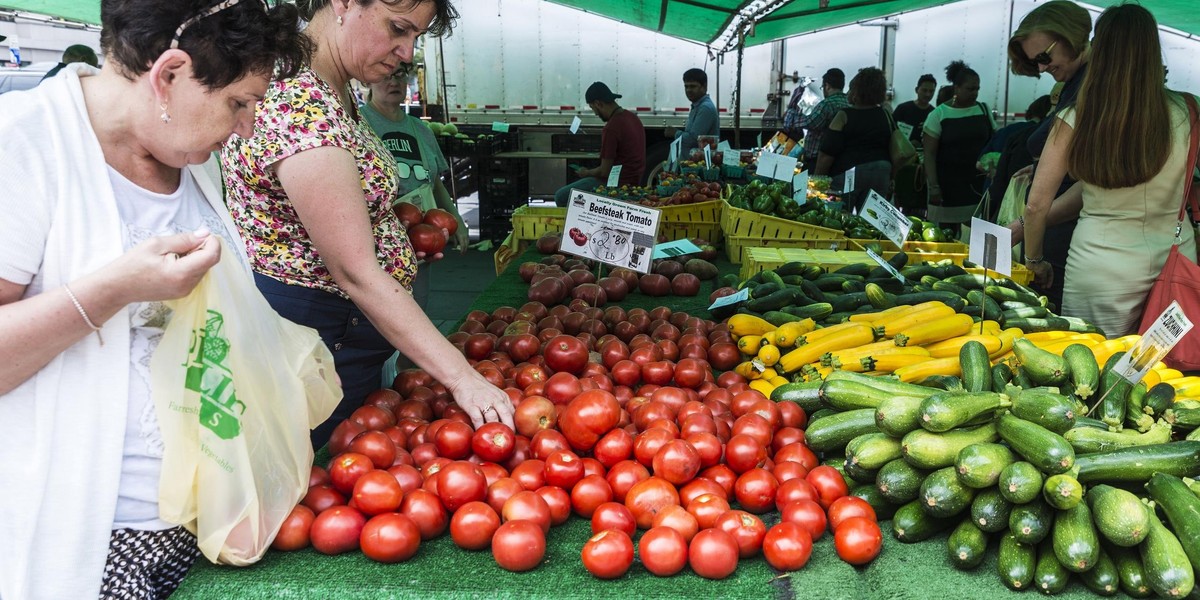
[554,81,646,206]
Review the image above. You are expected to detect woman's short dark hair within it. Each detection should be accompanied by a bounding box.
[945,60,979,87]
[100,0,312,89]
[849,67,887,105]
[296,0,458,37]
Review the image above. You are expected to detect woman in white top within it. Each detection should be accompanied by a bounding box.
[1021,4,1198,337]
[0,1,310,597]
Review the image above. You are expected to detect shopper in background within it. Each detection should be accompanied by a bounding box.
[0,1,309,597]
[671,67,719,157]
[1004,0,1092,308]
[222,0,514,449]
[891,73,936,146]
[922,60,995,231]
[1022,4,1197,337]
[815,67,895,212]
[794,68,849,167]
[39,44,99,82]
[983,94,1052,221]
[554,81,646,206]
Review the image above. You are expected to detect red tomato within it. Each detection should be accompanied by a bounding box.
[543,450,585,489]
[422,207,458,236]
[706,342,741,371]
[651,439,701,485]
[408,223,447,255]
[698,464,737,498]
[308,465,332,489]
[777,400,807,430]
[513,396,556,438]
[492,520,546,572]
[624,476,680,529]
[772,460,810,484]
[688,528,739,579]
[775,477,819,511]
[476,462,508,487]
[502,490,552,533]
[437,461,487,513]
[672,358,708,389]
[775,442,820,471]
[543,372,583,405]
[684,432,722,469]
[580,457,605,478]
[471,423,516,463]
[806,465,850,509]
[591,501,637,537]
[734,468,780,515]
[271,504,315,551]
[731,413,773,448]
[593,428,634,468]
[685,493,730,530]
[639,526,688,577]
[650,504,699,542]
[352,470,404,516]
[530,429,570,460]
[714,509,767,558]
[449,501,501,550]
[559,389,622,453]
[581,529,635,579]
[762,522,813,571]
[723,434,767,474]
[632,428,674,467]
[543,334,589,374]
[780,500,827,542]
[433,420,474,460]
[834,516,883,565]
[510,459,547,491]
[535,486,571,526]
[350,405,396,431]
[301,485,345,514]
[310,505,366,555]
[610,360,642,387]
[359,513,421,563]
[485,477,524,514]
[827,496,878,530]
[605,460,650,503]
[393,201,424,228]
[571,475,614,518]
[329,452,375,495]
[399,489,448,540]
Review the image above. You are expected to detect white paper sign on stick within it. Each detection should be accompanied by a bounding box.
[860,190,911,248]
[968,217,1012,277]
[722,150,741,167]
[843,167,856,194]
[866,248,906,284]
[704,146,712,169]
[606,165,623,188]
[668,137,682,171]
[709,288,749,310]
[792,171,810,205]
[652,238,702,259]
[755,152,797,182]
[1113,301,1194,384]
[897,122,914,141]
[569,116,582,134]
[717,140,732,152]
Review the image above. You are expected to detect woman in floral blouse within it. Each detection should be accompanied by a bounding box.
[222,0,512,447]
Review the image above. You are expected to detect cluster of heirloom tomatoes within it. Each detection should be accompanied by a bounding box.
[273,301,883,578]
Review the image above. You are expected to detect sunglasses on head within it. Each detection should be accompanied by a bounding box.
[1032,40,1057,66]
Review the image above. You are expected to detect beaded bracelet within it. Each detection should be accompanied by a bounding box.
[64,284,104,346]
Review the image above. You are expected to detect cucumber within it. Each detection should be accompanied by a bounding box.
[955,442,1016,489]
[1053,501,1101,573]
[892,499,957,542]
[1146,473,1200,576]
[1009,497,1055,545]
[1079,547,1121,596]
[1073,415,1110,431]
[970,488,1013,533]
[875,458,927,504]
[1011,365,1035,389]
[966,289,1002,321]
[760,270,786,287]
[931,280,970,298]
[1125,382,1153,431]
[1110,543,1155,598]
[998,533,1037,591]
[902,423,999,470]
[1087,484,1150,547]
[1064,419,1172,454]
[1062,343,1099,400]
[991,363,1013,391]
[863,282,895,309]
[918,375,964,391]
[1098,351,1132,430]
[1143,382,1176,418]
[1139,502,1195,598]
[1013,338,1069,387]
[1034,538,1072,595]
[997,412,1075,475]
[1003,305,1048,320]
[770,380,824,415]
[1010,389,1077,434]
[1000,461,1045,504]
[829,292,869,313]
[761,310,804,327]
[748,281,782,299]
[919,466,977,518]
[774,262,808,278]
[918,391,1009,433]
[892,291,967,312]
[780,302,834,321]
[850,483,897,520]
[842,455,880,485]
[805,408,879,453]
[1006,317,1072,333]
[819,378,897,411]
[946,273,986,290]
[845,432,904,472]
[958,340,992,393]
[1075,442,1200,484]
[822,370,937,398]
[986,284,1041,307]
[947,519,989,570]
[1042,473,1084,510]
[875,395,925,438]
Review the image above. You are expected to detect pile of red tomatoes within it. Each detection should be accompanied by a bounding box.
[393,203,460,256]
[272,301,883,579]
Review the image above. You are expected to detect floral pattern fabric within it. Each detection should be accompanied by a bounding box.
[221,68,416,297]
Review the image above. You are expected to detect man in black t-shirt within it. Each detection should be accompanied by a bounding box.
[892,74,937,146]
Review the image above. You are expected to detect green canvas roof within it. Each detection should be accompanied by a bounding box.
[0,0,98,25]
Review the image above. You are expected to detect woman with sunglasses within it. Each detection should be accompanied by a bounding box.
[1021,4,1198,337]
[1004,0,1092,309]
[222,0,514,449]
[0,1,309,597]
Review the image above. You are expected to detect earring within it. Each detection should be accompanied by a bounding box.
[160,104,171,124]
[336,15,343,25]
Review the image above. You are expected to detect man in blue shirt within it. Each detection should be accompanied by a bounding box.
[793,68,848,166]
[673,68,719,157]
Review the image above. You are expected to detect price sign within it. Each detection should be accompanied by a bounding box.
[560,190,662,273]
[860,190,911,247]
[704,146,712,169]
[723,150,741,167]
[897,122,914,141]
[652,238,702,259]
[717,140,732,152]
[491,121,510,133]
[606,165,623,188]
[668,137,683,172]
[1113,301,1194,384]
[708,288,749,310]
[569,116,582,134]
[843,167,856,194]
[969,217,1012,277]
[792,171,810,205]
[756,152,798,182]
[866,248,906,284]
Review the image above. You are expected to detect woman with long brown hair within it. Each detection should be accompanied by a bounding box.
[1021,3,1198,337]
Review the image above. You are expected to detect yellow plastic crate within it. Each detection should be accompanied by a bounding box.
[737,247,1032,285]
[727,237,852,265]
[720,201,845,264]
[849,239,970,255]
[510,206,566,243]
[657,200,722,244]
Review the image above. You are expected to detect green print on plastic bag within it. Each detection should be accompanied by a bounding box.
[183,309,244,441]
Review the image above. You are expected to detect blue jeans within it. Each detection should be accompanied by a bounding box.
[555,177,601,207]
[254,273,396,449]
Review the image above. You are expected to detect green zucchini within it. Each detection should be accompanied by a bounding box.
[1169,406,1200,429]
[1145,473,1200,576]
[1009,497,1055,545]
[986,284,1041,307]
[1079,547,1121,596]
[1000,461,1046,504]
[991,363,1013,391]
[1110,543,1155,598]
[819,378,898,411]
[1006,317,1072,333]
[918,391,1009,433]
[1010,365,1035,389]
[1139,502,1195,598]
[845,432,904,472]
[1062,343,1100,400]
[970,488,1013,533]
[850,483,897,520]
[875,395,925,438]
[1073,415,1110,431]
[1034,538,1072,594]
[805,408,879,453]
[821,370,937,398]
[966,289,1002,321]
[955,442,1015,489]
[918,375,964,391]
[1143,382,1176,418]
[1003,305,1049,320]
[842,455,880,485]
[809,408,838,421]
[875,458,927,505]
[1009,389,1076,434]
[959,340,993,393]
[1125,383,1155,432]
[947,519,989,570]
[1052,501,1101,573]
[892,499,957,542]
[998,533,1037,591]
[997,412,1075,474]
[1064,419,1172,454]
[1098,351,1132,430]
[770,380,824,415]
[1075,442,1200,484]
[919,466,976,518]
[1013,338,1069,387]
[780,302,834,321]
[1088,484,1150,547]
[902,423,999,470]
[1042,473,1084,510]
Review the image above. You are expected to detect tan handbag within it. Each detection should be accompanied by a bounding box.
[885,110,918,168]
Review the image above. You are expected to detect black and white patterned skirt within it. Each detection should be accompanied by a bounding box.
[99,526,201,599]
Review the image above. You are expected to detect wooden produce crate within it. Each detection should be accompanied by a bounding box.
[656,199,723,244]
[721,200,846,264]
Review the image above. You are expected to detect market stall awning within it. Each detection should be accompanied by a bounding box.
[544,0,753,47]
[0,0,98,25]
